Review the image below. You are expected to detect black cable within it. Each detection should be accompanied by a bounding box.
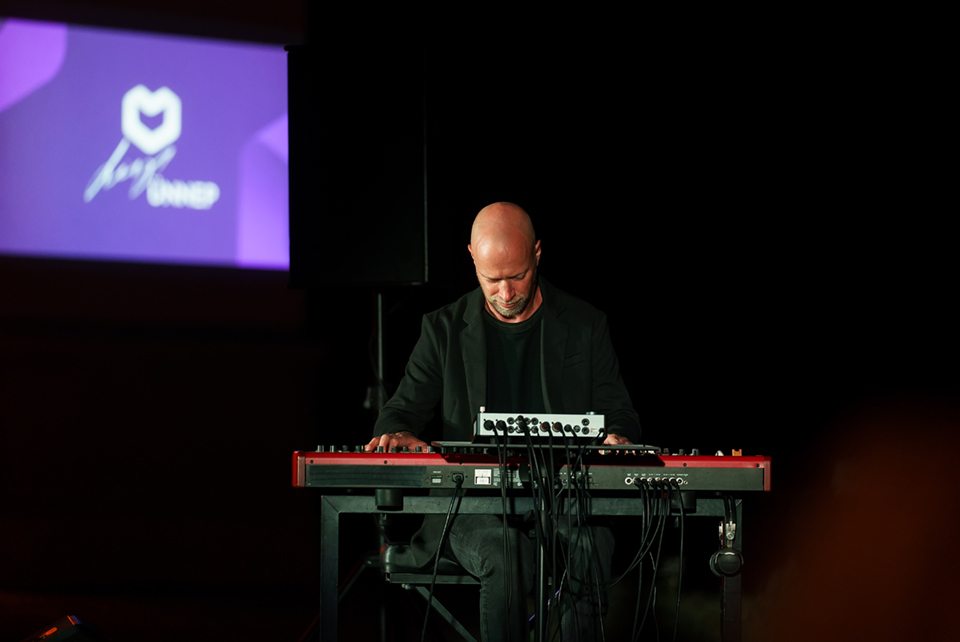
[565,432,613,642]
[633,566,642,640]
[615,478,667,588]
[632,483,669,642]
[493,422,515,634]
[632,494,659,641]
[571,438,609,641]
[571,434,596,641]
[671,481,685,642]
[553,429,577,640]
[631,483,645,638]
[722,495,735,543]
[618,487,652,584]
[651,484,670,641]
[420,477,464,642]
[584,513,607,642]
[520,419,551,641]
[545,425,561,634]
[633,532,659,638]
[544,429,592,640]
[632,554,658,642]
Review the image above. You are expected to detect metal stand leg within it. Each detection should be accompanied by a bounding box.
[412,586,479,642]
[320,496,340,641]
[721,574,742,642]
[720,499,743,642]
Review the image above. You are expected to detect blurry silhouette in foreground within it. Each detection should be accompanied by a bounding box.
[760,396,960,642]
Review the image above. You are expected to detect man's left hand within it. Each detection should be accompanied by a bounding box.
[600,433,633,455]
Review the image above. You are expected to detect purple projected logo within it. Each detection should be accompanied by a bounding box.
[84,84,220,210]
[0,18,289,269]
[123,85,182,154]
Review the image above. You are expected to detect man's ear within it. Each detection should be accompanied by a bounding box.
[534,240,541,264]
[467,243,474,261]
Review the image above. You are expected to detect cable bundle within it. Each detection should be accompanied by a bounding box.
[418,430,688,642]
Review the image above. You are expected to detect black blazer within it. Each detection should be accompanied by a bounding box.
[374,277,640,566]
[374,277,640,442]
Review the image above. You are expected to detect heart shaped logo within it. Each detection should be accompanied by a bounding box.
[121,85,182,155]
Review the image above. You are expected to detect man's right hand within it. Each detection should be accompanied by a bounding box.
[364,431,430,453]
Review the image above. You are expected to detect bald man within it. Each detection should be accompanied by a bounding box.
[367,203,640,641]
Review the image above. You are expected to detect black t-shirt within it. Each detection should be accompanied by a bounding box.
[482,303,545,413]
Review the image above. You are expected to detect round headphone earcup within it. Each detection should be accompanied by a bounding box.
[710,547,743,577]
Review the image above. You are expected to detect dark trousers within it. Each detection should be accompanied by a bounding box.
[445,514,613,642]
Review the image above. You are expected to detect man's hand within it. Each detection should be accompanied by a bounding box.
[364,431,430,453]
[603,433,633,446]
[600,432,634,455]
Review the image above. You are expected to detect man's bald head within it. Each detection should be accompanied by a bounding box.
[469,202,537,257]
[468,202,542,322]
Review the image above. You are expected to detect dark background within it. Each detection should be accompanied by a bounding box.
[1,2,956,641]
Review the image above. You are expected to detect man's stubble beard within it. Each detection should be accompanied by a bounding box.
[489,267,539,319]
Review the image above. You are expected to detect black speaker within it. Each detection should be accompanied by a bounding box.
[20,616,106,642]
[287,35,428,289]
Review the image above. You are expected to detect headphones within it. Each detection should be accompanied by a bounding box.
[709,544,744,577]
[709,497,744,577]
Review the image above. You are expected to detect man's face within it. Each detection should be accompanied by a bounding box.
[471,240,541,322]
